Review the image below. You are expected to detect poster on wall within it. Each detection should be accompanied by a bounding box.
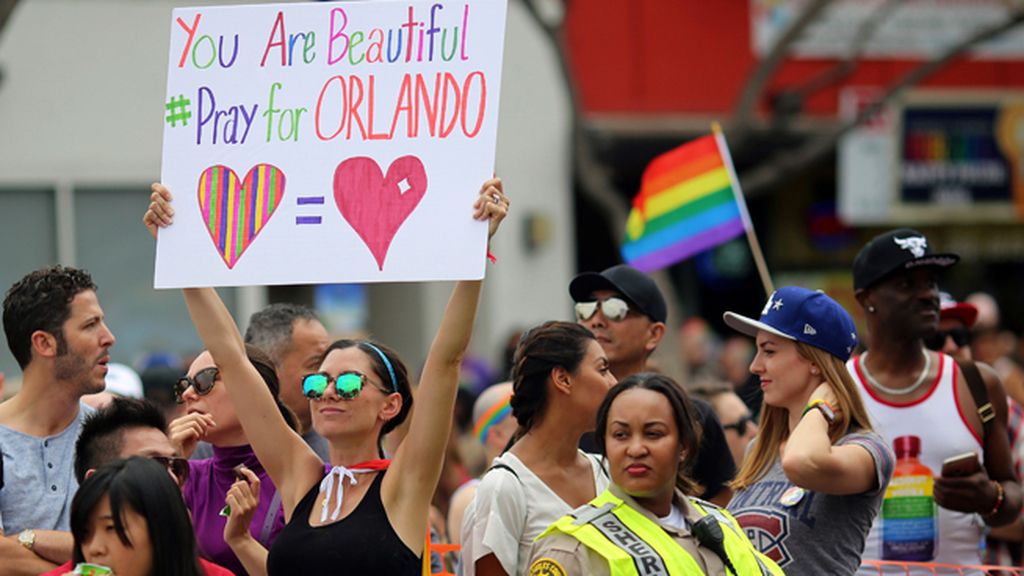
[751,0,1024,59]
[838,90,1024,225]
[891,94,1024,223]
[155,0,508,288]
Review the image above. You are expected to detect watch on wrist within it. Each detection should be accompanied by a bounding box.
[18,528,36,550]
[802,399,836,425]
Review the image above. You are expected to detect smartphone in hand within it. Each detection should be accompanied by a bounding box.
[941,451,981,477]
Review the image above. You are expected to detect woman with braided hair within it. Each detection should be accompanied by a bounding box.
[461,321,617,576]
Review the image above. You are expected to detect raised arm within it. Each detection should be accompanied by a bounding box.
[181,288,323,516]
[145,184,323,516]
[781,383,880,495]
[383,178,508,550]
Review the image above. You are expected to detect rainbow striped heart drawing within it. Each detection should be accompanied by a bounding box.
[197,164,285,269]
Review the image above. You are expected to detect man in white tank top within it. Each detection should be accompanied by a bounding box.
[847,228,1021,572]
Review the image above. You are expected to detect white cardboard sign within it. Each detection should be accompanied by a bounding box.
[156,0,508,288]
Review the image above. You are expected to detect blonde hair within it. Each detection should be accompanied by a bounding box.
[731,342,874,491]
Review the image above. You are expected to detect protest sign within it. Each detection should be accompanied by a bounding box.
[155,0,508,288]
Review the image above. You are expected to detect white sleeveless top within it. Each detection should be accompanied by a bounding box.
[848,352,984,571]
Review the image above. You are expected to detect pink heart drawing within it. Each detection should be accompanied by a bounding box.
[197,164,285,269]
[333,156,427,270]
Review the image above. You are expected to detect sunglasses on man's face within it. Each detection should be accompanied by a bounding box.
[722,414,754,437]
[574,297,632,322]
[173,367,219,404]
[923,327,971,352]
[302,371,388,400]
[150,455,190,487]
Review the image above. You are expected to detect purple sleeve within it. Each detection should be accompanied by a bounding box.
[183,460,200,509]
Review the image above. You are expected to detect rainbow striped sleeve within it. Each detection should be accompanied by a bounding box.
[621,133,747,272]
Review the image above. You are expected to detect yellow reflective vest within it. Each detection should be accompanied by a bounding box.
[535,489,784,576]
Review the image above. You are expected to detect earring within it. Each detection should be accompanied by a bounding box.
[868,305,876,313]
[811,367,819,375]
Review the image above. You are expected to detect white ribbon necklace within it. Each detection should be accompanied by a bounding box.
[318,465,381,522]
[861,348,931,396]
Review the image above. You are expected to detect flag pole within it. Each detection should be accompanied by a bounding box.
[712,122,775,296]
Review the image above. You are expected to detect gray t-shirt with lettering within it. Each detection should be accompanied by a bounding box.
[0,403,94,534]
[727,430,895,576]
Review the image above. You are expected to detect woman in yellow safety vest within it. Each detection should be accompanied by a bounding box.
[527,373,782,576]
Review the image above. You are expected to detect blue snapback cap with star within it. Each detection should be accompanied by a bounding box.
[723,286,858,361]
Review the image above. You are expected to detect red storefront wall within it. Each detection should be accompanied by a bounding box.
[565,1,1024,116]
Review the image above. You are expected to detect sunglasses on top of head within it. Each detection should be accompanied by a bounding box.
[574,297,633,323]
[302,371,390,400]
[174,367,219,403]
[923,327,971,351]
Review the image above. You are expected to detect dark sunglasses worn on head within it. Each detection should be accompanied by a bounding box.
[302,371,389,400]
[174,367,219,403]
[151,455,190,486]
[574,297,632,322]
[722,414,753,436]
[923,327,971,351]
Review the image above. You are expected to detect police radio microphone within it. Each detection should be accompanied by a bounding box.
[692,515,738,576]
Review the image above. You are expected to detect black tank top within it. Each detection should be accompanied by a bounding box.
[266,472,421,575]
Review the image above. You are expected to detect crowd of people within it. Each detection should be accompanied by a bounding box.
[0,180,1022,576]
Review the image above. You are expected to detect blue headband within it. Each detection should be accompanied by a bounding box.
[362,342,398,393]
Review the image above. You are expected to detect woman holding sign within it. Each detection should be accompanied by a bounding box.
[145,178,508,574]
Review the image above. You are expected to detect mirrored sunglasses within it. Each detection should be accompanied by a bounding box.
[173,367,219,404]
[722,414,754,436]
[574,297,632,322]
[302,371,387,400]
[923,327,971,351]
[150,455,190,486]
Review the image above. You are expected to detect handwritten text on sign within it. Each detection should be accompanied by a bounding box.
[156,1,508,288]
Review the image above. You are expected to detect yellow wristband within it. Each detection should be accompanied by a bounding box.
[801,399,836,424]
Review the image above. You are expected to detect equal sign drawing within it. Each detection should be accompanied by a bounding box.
[296,196,324,225]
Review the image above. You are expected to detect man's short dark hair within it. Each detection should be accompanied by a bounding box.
[74,397,168,483]
[244,303,319,363]
[2,266,97,369]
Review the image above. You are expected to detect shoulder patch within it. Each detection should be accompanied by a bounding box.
[530,557,567,576]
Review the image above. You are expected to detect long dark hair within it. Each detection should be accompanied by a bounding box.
[70,457,203,576]
[595,373,703,496]
[509,321,595,440]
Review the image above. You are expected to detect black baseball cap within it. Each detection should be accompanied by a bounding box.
[569,264,667,323]
[852,228,959,291]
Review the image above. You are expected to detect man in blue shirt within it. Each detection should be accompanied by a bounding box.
[0,266,116,575]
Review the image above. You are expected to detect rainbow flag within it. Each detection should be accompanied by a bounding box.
[621,130,751,272]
